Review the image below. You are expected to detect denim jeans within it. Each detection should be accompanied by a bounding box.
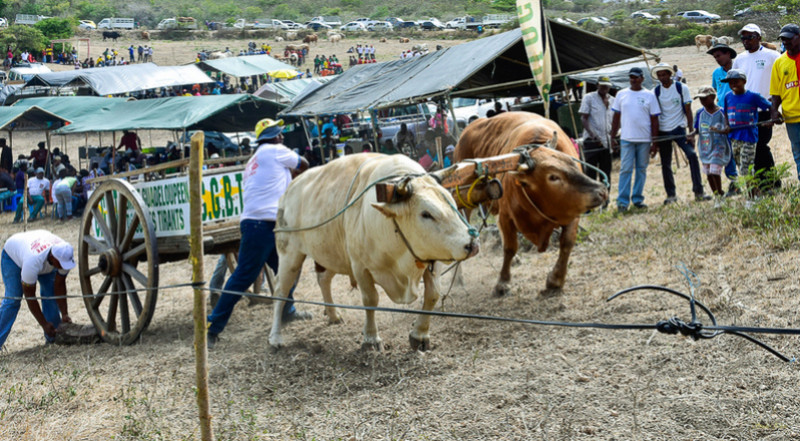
[0,250,61,348]
[617,141,650,208]
[54,185,72,219]
[15,195,44,222]
[785,122,800,181]
[657,127,704,197]
[207,220,296,335]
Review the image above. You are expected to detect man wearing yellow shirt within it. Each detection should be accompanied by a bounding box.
[771,23,800,180]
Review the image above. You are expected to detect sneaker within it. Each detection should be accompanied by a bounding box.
[207,332,219,349]
[695,194,712,202]
[616,205,629,214]
[663,196,678,205]
[633,202,648,210]
[725,183,740,198]
[282,310,313,325]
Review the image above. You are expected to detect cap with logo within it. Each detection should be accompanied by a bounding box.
[720,69,747,83]
[693,86,717,99]
[51,242,76,271]
[628,67,644,77]
[36,167,44,174]
[598,76,613,86]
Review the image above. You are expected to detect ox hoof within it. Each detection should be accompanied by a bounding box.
[493,284,512,297]
[360,340,384,352]
[327,316,344,325]
[268,335,284,350]
[538,287,563,298]
[409,334,431,352]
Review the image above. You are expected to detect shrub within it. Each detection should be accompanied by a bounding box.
[0,25,48,54]
[34,17,76,39]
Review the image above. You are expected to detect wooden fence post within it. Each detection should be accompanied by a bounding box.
[189,131,213,441]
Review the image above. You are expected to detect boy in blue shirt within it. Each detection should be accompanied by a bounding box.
[719,69,772,195]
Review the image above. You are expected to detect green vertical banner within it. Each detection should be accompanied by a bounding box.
[517,0,552,117]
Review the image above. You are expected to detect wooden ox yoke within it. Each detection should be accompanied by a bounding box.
[375,134,557,209]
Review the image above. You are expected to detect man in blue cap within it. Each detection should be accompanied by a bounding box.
[207,118,310,348]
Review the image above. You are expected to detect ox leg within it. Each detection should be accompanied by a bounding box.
[315,262,342,324]
[545,220,578,292]
[409,269,440,351]
[268,252,306,349]
[494,214,519,297]
[354,270,383,351]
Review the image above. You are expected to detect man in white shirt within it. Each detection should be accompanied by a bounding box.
[0,230,75,349]
[207,118,310,348]
[14,167,49,223]
[651,63,709,204]
[732,23,780,189]
[610,67,660,212]
[579,75,615,192]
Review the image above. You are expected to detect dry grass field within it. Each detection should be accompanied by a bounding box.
[1,33,800,440]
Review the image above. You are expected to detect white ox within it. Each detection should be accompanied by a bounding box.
[269,154,480,351]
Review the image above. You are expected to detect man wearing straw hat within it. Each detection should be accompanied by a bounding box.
[579,75,615,195]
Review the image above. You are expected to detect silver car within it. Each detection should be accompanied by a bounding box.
[680,10,720,23]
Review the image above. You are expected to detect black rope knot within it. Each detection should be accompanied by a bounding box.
[656,317,705,340]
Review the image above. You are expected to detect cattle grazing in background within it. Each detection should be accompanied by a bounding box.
[380,37,387,43]
[695,34,713,51]
[286,31,298,40]
[141,30,150,40]
[274,36,284,42]
[455,112,608,296]
[712,35,732,46]
[303,33,318,44]
[102,31,121,42]
[328,33,342,44]
[270,154,479,351]
[399,37,410,43]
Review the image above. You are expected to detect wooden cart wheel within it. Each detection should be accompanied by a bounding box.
[79,178,159,345]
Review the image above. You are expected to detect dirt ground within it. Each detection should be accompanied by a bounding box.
[2,36,800,440]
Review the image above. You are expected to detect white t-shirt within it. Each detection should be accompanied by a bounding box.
[3,230,70,284]
[579,91,615,148]
[611,88,660,143]
[655,81,692,131]
[241,143,301,221]
[732,46,780,98]
[27,177,50,197]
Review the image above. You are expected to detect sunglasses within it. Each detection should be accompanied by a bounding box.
[740,35,758,41]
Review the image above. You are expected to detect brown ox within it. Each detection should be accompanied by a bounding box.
[303,33,318,44]
[695,34,713,51]
[285,43,309,52]
[399,37,410,43]
[141,30,150,40]
[455,112,608,295]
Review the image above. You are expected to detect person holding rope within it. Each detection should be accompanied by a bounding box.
[206,118,310,348]
[770,24,800,182]
[579,75,615,200]
[0,231,75,350]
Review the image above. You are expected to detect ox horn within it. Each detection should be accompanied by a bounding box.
[517,163,530,172]
[395,177,414,200]
[545,131,558,150]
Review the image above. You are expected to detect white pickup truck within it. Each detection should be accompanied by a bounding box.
[232,18,288,30]
[98,17,135,29]
[157,17,198,30]
[309,16,342,26]
[15,14,49,25]
[446,14,514,30]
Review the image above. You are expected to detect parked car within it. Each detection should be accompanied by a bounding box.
[451,98,516,126]
[340,21,368,32]
[281,20,306,29]
[353,17,375,27]
[385,17,417,28]
[734,6,787,19]
[631,11,658,20]
[680,10,720,23]
[418,20,445,30]
[78,19,96,29]
[577,17,610,27]
[368,21,393,31]
[306,21,332,31]
[554,17,577,25]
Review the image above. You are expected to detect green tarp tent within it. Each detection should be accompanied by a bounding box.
[11,95,284,134]
[196,54,298,78]
[0,105,71,132]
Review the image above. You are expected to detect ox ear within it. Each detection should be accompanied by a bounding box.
[371,202,398,218]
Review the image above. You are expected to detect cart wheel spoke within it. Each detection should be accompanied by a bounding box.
[106,280,119,332]
[122,273,143,318]
[105,191,118,240]
[117,194,128,247]
[83,234,108,255]
[119,215,139,253]
[85,265,103,277]
[119,280,131,334]
[91,275,113,309]
[91,207,114,247]
[122,243,146,261]
[122,263,148,286]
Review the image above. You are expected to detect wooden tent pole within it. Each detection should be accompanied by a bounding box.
[188,131,213,441]
[111,131,116,175]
